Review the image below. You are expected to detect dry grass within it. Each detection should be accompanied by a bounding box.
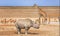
[0,24,59,36]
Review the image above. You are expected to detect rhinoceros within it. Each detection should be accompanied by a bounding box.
[15,18,40,34]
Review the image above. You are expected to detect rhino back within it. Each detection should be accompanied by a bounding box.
[15,19,33,28]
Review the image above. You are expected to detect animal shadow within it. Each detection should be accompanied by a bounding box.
[15,32,39,35]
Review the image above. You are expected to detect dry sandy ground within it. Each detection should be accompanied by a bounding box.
[0,24,59,36]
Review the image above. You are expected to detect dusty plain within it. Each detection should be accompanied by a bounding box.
[0,24,59,36]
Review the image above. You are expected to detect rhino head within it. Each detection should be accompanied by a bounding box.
[32,21,40,29]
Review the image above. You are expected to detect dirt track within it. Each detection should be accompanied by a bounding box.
[0,24,59,36]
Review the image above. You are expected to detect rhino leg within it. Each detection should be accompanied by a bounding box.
[16,27,21,34]
[18,29,21,34]
[25,27,30,35]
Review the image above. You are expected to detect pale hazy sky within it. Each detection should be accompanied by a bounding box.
[0,0,59,6]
